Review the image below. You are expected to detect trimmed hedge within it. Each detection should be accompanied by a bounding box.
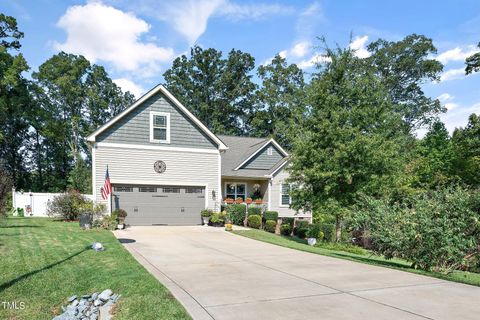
[226,204,246,225]
[247,206,262,216]
[293,220,309,237]
[282,217,294,227]
[280,223,292,236]
[320,223,336,242]
[247,214,262,229]
[263,211,278,221]
[306,223,324,240]
[264,220,276,233]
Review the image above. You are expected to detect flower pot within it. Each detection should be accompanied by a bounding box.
[235,198,243,204]
[246,198,253,204]
[117,223,125,230]
[255,199,262,204]
[202,217,210,225]
[307,238,317,246]
[225,198,234,204]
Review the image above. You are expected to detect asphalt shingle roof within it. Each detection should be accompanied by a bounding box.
[218,135,288,178]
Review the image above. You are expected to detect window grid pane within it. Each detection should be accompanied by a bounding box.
[153,128,167,140]
[154,115,166,127]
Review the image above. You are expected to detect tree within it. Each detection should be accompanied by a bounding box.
[288,45,407,241]
[163,46,256,135]
[32,52,134,191]
[452,114,480,187]
[0,14,32,189]
[465,43,480,74]
[367,34,444,130]
[251,55,306,147]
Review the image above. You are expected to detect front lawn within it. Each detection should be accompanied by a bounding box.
[232,229,480,287]
[0,217,191,320]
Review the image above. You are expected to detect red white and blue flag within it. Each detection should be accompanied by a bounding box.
[101,166,112,200]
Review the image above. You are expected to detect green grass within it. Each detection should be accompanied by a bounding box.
[232,229,480,287]
[0,217,191,320]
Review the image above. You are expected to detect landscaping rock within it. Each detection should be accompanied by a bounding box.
[52,290,120,320]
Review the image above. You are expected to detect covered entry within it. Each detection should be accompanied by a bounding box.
[112,184,205,225]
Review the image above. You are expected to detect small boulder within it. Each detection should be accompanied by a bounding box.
[67,295,77,303]
[98,289,112,301]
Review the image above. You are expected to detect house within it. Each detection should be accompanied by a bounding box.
[86,84,311,225]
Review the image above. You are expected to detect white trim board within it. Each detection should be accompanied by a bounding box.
[96,142,220,154]
[86,84,228,151]
[265,159,289,178]
[234,139,289,171]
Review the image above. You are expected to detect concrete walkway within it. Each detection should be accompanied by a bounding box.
[115,226,480,320]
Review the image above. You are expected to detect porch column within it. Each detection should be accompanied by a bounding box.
[267,179,272,211]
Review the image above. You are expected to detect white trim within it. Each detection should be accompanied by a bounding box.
[96,142,219,154]
[111,180,208,187]
[218,153,222,202]
[265,159,289,178]
[86,84,228,150]
[224,181,247,200]
[234,139,288,170]
[149,111,170,144]
[267,179,272,211]
[92,144,96,201]
[279,182,292,207]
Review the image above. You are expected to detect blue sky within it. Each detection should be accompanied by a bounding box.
[2,0,480,134]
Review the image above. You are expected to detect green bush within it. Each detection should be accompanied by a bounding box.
[280,223,292,236]
[226,204,246,225]
[112,208,128,223]
[200,209,213,217]
[17,208,24,217]
[306,223,324,240]
[210,212,226,226]
[47,190,91,220]
[264,220,277,233]
[356,187,480,273]
[320,223,336,242]
[247,214,262,229]
[247,206,262,216]
[263,211,278,221]
[282,217,294,227]
[293,220,309,238]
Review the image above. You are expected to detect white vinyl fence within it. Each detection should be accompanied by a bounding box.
[12,188,94,217]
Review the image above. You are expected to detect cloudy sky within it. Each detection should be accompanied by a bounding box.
[2,0,480,134]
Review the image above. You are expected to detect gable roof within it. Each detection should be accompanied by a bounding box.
[218,135,289,178]
[86,84,228,151]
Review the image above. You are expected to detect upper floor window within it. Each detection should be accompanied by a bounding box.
[150,112,170,143]
[280,183,291,206]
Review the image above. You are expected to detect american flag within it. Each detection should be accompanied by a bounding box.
[101,166,112,200]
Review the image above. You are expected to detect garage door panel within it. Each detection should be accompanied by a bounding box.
[112,184,205,226]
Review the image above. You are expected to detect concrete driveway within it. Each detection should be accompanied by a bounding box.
[115,226,480,320]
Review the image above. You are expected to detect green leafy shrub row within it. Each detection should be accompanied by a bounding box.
[210,212,227,226]
[293,220,309,238]
[264,220,276,233]
[226,204,246,225]
[280,223,292,235]
[247,214,262,229]
[47,190,105,221]
[247,206,262,216]
[201,209,213,217]
[263,211,278,221]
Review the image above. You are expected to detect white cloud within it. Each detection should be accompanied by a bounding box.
[54,2,175,75]
[297,54,331,69]
[290,41,311,58]
[436,46,479,64]
[440,68,466,81]
[441,102,480,133]
[132,0,293,45]
[296,1,323,36]
[437,93,454,102]
[113,78,145,98]
[349,35,370,58]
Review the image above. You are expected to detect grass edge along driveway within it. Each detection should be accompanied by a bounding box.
[232,229,480,287]
[0,217,191,320]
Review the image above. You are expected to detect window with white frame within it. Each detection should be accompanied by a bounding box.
[150,112,170,143]
[225,183,246,200]
[280,183,291,206]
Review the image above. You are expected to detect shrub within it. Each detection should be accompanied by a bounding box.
[0,169,12,217]
[200,209,213,217]
[264,220,277,233]
[307,223,324,240]
[247,206,262,216]
[226,204,246,225]
[210,212,226,226]
[280,223,292,236]
[263,211,278,221]
[247,214,262,229]
[356,187,480,273]
[293,220,309,238]
[17,208,24,217]
[320,223,336,242]
[112,208,127,223]
[282,217,294,227]
[47,190,91,220]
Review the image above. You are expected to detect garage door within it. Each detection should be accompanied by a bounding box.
[112,185,205,225]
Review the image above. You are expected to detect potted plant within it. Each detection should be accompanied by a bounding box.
[235,197,244,204]
[113,209,128,229]
[225,198,234,204]
[306,223,323,246]
[254,199,263,205]
[201,209,213,225]
[210,212,226,227]
[245,197,253,204]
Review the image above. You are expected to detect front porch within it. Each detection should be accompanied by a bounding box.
[221,178,269,208]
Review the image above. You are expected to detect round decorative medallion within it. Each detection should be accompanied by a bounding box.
[153,160,166,173]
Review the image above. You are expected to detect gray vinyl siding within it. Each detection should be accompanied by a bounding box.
[241,144,283,170]
[270,167,310,218]
[97,93,217,149]
[94,144,220,211]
